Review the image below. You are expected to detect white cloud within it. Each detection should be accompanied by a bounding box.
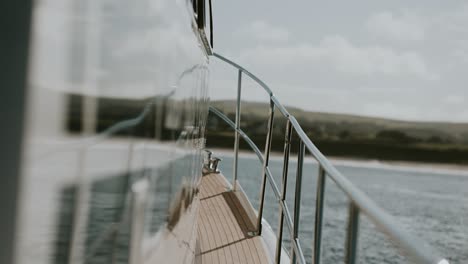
[238,35,437,80]
[444,95,464,105]
[438,3,468,34]
[235,20,290,43]
[366,11,425,43]
[213,2,468,121]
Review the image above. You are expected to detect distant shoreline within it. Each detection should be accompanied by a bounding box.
[207,100,468,165]
[208,147,468,176]
[329,156,468,175]
[206,133,468,165]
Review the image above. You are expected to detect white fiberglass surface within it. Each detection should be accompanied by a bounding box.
[17,0,209,263]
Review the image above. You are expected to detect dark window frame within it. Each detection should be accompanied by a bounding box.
[192,0,213,49]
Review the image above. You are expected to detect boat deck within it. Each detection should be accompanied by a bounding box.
[196,173,270,264]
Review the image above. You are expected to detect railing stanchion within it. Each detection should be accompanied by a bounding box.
[256,100,275,235]
[345,203,360,264]
[291,140,305,264]
[275,120,293,263]
[313,166,326,264]
[233,69,242,190]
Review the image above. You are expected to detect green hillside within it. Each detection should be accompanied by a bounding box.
[207,100,468,164]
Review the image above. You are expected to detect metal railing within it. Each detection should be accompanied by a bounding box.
[209,52,449,264]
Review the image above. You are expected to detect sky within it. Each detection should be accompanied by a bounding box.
[210,0,468,122]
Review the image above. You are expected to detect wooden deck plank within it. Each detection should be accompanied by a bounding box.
[211,195,235,263]
[201,177,226,246]
[222,191,257,263]
[199,200,216,263]
[207,177,246,263]
[197,173,270,264]
[227,192,264,264]
[201,176,248,264]
[207,176,247,264]
[203,175,242,264]
[201,192,222,263]
[206,195,229,263]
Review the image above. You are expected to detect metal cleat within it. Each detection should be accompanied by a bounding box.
[202,149,221,175]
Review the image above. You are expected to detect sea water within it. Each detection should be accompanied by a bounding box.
[217,153,468,264]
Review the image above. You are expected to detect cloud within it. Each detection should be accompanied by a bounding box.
[238,35,437,80]
[211,1,468,121]
[438,3,468,34]
[444,95,464,105]
[366,11,425,42]
[235,20,290,43]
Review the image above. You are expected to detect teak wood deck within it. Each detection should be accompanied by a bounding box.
[196,173,270,264]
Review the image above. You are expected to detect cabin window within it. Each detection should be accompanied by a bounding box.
[191,0,204,29]
[197,0,205,29]
[192,0,213,48]
[208,0,213,47]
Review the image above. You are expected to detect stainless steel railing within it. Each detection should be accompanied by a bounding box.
[209,52,449,264]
